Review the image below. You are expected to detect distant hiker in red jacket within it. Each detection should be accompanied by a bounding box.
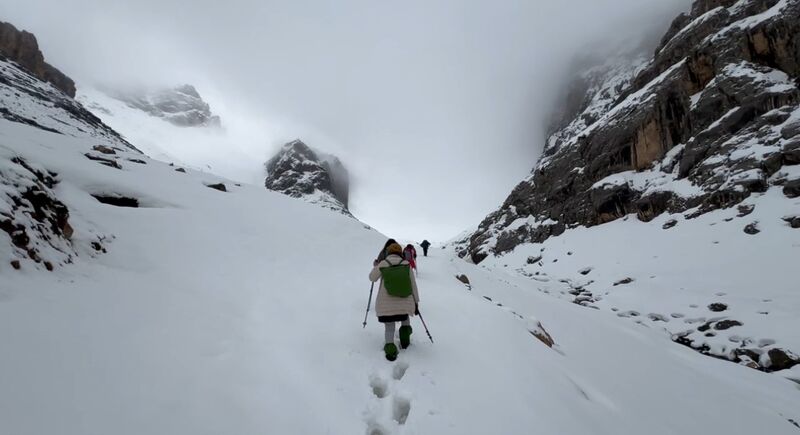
[403,244,417,271]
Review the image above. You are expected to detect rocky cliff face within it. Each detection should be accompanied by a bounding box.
[106,85,221,128]
[0,21,76,97]
[264,140,350,215]
[1,34,137,271]
[459,0,800,263]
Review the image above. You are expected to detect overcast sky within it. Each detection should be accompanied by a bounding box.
[3,0,690,242]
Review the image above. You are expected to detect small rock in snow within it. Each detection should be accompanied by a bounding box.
[708,303,728,312]
[743,222,760,234]
[766,348,800,371]
[782,179,800,198]
[92,145,116,155]
[205,183,227,192]
[662,219,678,229]
[782,216,800,228]
[714,320,743,330]
[736,204,755,217]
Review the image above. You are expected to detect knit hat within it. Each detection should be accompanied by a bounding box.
[386,243,403,256]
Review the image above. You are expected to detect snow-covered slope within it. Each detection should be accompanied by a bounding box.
[2,15,800,435]
[456,191,800,372]
[2,111,800,433]
[77,87,265,183]
[1,117,799,432]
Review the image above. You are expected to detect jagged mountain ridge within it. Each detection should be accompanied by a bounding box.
[102,84,221,128]
[264,140,351,215]
[459,0,800,263]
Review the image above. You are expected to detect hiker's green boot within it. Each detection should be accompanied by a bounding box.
[384,343,398,361]
[399,325,413,349]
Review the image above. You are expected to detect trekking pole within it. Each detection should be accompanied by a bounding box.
[362,282,375,328]
[412,295,434,343]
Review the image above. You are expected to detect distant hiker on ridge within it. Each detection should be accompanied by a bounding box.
[369,242,420,361]
[420,240,431,256]
[403,244,417,271]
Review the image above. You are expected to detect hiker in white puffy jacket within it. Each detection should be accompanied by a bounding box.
[369,242,420,361]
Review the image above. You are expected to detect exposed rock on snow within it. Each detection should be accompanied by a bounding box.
[0,21,75,97]
[0,38,136,271]
[264,140,351,215]
[783,215,800,227]
[662,218,679,229]
[784,178,800,197]
[91,194,140,208]
[455,274,472,290]
[205,182,227,192]
[526,317,555,348]
[743,221,761,233]
[1,157,74,270]
[708,302,729,312]
[103,85,221,128]
[458,0,800,263]
[0,56,132,147]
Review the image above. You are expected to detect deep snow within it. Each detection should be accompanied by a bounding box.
[461,183,800,375]
[2,116,800,434]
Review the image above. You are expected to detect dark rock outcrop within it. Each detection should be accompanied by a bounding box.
[708,302,728,312]
[205,183,227,192]
[264,140,351,215]
[457,0,800,263]
[0,21,75,97]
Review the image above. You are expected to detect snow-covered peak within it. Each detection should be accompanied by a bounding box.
[100,84,221,128]
[264,139,351,215]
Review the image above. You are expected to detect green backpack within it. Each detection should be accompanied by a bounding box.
[380,261,413,297]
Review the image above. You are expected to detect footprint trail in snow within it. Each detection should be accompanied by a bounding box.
[365,360,413,434]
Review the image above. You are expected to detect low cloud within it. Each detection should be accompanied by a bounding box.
[3,0,692,240]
